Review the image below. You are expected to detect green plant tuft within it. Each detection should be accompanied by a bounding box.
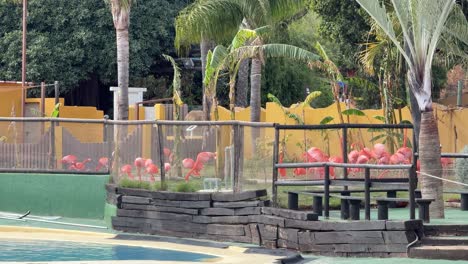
[154,181,169,191]
[119,178,152,190]
[175,181,198,192]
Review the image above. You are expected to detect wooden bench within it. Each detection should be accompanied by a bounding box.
[287,189,421,214]
[287,191,364,220]
[444,190,468,211]
[376,197,434,223]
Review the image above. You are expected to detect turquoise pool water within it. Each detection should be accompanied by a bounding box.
[0,239,216,262]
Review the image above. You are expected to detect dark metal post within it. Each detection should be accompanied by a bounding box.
[409,167,416,220]
[324,165,330,218]
[156,123,166,187]
[342,127,348,180]
[364,167,371,220]
[272,124,280,207]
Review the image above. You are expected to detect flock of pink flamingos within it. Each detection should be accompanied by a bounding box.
[60,142,452,182]
[60,148,217,182]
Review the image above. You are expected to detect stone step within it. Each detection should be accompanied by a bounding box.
[409,245,468,260]
[424,225,468,236]
[421,236,468,246]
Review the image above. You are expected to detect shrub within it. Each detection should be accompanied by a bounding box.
[153,182,168,191]
[119,178,152,190]
[455,145,468,189]
[175,181,197,192]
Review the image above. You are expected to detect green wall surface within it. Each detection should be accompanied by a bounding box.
[0,173,109,219]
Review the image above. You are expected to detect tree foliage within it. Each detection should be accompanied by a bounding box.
[0,0,190,94]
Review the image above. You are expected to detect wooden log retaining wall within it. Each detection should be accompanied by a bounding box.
[109,187,423,257]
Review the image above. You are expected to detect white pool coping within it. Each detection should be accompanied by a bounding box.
[0,226,282,263]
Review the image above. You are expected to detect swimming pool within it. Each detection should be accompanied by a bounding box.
[0,239,216,262]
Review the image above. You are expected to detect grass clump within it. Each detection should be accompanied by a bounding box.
[119,178,152,190]
[153,182,168,191]
[175,181,198,192]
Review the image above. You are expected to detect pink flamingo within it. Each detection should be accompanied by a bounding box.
[134,157,145,181]
[121,164,134,179]
[95,157,109,171]
[182,158,194,169]
[70,158,91,171]
[61,155,77,169]
[184,152,217,181]
[146,164,159,182]
[164,162,171,172]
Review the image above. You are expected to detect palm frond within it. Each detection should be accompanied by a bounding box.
[301,91,322,108]
[163,54,183,106]
[231,29,258,50]
[175,0,243,53]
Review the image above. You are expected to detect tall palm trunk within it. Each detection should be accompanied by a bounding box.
[419,111,444,218]
[116,28,129,121]
[201,38,214,120]
[250,58,262,122]
[236,59,249,107]
[249,57,262,154]
[109,0,131,182]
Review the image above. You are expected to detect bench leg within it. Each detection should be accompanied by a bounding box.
[386,191,397,208]
[340,191,350,220]
[340,200,349,220]
[313,196,323,216]
[288,192,298,210]
[377,201,389,220]
[417,201,431,223]
[349,200,361,220]
[415,190,422,199]
[461,194,468,211]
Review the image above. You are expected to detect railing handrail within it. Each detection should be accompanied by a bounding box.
[0,117,276,127]
[275,162,412,170]
[276,123,413,130]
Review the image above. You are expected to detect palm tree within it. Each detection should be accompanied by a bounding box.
[107,0,134,121]
[175,0,309,121]
[205,28,320,120]
[356,0,468,218]
[107,0,134,182]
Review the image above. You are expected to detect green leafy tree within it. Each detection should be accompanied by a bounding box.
[175,0,310,121]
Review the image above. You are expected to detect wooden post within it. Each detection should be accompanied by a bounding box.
[364,167,371,220]
[409,167,416,220]
[40,82,45,135]
[157,123,166,187]
[232,124,244,193]
[324,164,330,219]
[54,81,59,106]
[272,124,279,207]
[40,82,45,116]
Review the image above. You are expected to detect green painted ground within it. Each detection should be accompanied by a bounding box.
[0,173,109,219]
